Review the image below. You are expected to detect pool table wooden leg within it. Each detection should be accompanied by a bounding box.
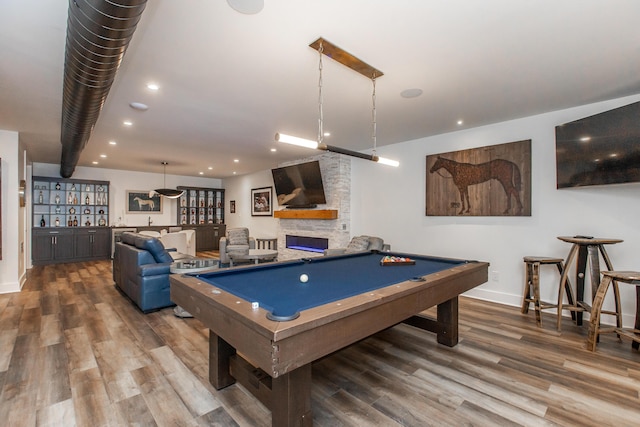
[403,296,459,347]
[209,332,236,389]
[271,364,313,427]
[437,296,459,346]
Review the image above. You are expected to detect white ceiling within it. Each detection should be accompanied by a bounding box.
[1,0,639,178]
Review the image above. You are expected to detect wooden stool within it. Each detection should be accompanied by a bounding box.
[521,256,574,327]
[587,271,633,351]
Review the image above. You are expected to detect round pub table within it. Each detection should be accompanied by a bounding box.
[556,236,623,331]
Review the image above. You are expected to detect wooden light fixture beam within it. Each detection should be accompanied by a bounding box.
[309,37,383,78]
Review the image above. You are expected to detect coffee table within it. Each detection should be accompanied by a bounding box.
[171,258,219,274]
[228,249,278,267]
[171,258,219,317]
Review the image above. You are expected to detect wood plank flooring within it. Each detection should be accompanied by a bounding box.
[1,259,639,426]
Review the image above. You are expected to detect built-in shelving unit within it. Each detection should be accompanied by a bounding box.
[33,177,109,228]
[177,186,225,225]
[32,176,111,265]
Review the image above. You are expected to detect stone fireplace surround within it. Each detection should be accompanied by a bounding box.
[276,153,351,260]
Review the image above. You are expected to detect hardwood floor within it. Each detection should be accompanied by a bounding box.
[1,259,639,426]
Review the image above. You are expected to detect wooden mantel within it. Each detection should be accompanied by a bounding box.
[274,209,338,220]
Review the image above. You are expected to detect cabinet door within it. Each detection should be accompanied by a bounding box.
[32,233,54,262]
[54,232,75,261]
[74,231,93,258]
[75,229,111,259]
[92,229,111,259]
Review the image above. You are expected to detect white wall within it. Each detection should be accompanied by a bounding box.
[0,130,23,293]
[351,94,640,326]
[223,169,279,239]
[33,163,222,227]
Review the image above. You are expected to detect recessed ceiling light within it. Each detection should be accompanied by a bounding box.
[400,88,423,99]
[227,0,264,15]
[323,132,331,137]
[100,154,107,158]
[109,140,117,145]
[580,136,591,142]
[123,120,133,126]
[233,159,239,163]
[233,171,237,175]
[92,161,99,165]
[270,148,277,152]
[208,166,213,170]
[129,102,149,111]
[147,83,159,91]
[199,171,204,175]
[457,120,464,126]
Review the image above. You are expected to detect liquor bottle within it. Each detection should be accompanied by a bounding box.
[85,184,90,192]
[71,184,76,191]
[40,215,46,227]
[55,217,60,227]
[38,191,43,204]
[98,215,106,226]
[85,194,90,205]
[68,217,73,227]
[73,195,78,205]
[73,216,78,227]
[55,194,60,204]
[68,192,73,204]
[55,182,61,190]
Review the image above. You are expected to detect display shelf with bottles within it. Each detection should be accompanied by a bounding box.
[177,186,224,226]
[33,177,109,229]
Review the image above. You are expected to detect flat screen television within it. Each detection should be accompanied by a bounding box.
[271,160,327,208]
[555,101,640,189]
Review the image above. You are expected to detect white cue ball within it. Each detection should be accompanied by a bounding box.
[300,274,309,283]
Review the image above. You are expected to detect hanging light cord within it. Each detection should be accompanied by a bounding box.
[317,42,324,145]
[371,73,377,157]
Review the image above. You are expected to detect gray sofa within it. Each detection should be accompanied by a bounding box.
[324,235,390,256]
[113,232,186,312]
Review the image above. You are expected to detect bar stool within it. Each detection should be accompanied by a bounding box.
[587,271,634,351]
[521,256,574,327]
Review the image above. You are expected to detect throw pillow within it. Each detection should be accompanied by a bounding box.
[345,236,370,253]
[228,228,249,245]
[368,237,384,251]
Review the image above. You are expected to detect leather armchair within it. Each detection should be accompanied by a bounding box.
[324,235,390,256]
[219,227,255,264]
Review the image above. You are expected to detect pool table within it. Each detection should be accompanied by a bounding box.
[170,251,488,426]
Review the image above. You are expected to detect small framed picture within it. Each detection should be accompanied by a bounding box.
[251,187,272,216]
[126,190,162,213]
[230,200,236,214]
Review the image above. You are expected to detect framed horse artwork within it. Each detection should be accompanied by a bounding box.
[126,190,162,213]
[426,140,531,216]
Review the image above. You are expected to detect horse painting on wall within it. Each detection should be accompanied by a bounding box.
[426,140,531,216]
[126,190,162,213]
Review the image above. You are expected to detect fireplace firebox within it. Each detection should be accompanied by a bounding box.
[286,235,329,253]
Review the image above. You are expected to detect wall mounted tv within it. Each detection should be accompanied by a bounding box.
[271,160,327,208]
[555,101,640,189]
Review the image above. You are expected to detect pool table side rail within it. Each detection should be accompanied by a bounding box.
[170,261,488,378]
[171,260,486,340]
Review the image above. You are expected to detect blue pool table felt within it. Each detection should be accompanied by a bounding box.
[194,252,467,320]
